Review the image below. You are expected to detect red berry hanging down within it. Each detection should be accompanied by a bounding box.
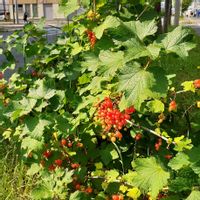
[60,138,67,146]
[0,72,4,79]
[168,100,177,112]
[194,79,200,89]
[135,133,142,141]
[54,159,63,167]
[125,106,135,114]
[86,30,96,48]
[43,150,52,159]
[155,138,162,151]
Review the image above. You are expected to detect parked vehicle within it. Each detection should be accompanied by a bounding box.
[0,12,5,20]
[184,8,196,17]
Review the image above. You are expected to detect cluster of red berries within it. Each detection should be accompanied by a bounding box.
[60,138,73,148]
[194,79,200,89]
[95,97,135,132]
[42,149,63,171]
[73,181,93,194]
[40,137,82,172]
[86,30,96,48]
[155,138,162,151]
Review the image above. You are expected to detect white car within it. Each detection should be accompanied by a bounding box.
[0,13,5,21]
[184,9,196,17]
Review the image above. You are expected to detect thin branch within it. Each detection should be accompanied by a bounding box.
[126,120,176,145]
[144,58,152,70]
[182,103,196,118]
[112,142,125,175]
[136,5,149,20]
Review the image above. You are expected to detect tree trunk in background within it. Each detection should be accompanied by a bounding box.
[174,0,181,26]
[164,0,170,32]
[168,0,172,25]
[155,2,163,33]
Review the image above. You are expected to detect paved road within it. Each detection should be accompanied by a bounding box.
[0,27,62,79]
[185,24,200,35]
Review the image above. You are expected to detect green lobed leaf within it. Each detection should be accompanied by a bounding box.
[174,136,193,151]
[98,50,125,77]
[60,0,80,17]
[94,16,120,39]
[161,26,195,57]
[28,79,56,100]
[168,152,190,170]
[122,20,157,41]
[100,144,119,165]
[23,116,51,139]
[21,137,44,152]
[69,191,90,200]
[5,97,37,121]
[132,157,170,199]
[31,184,52,200]
[120,38,150,62]
[105,170,119,183]
[186,190,200,200]
[81,53,101,74]
[27,163,41,176]
[118,63,167,110]
[146,99,165,113]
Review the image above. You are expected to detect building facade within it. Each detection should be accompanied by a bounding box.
[8,0,65,20]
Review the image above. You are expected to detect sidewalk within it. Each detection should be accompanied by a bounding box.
[0,19,68,31]
[180,17,200,25]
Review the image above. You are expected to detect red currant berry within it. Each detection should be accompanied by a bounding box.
[71,163,80,169]
[43,150,52,159]
[164,154,173,160]
[54,159,63,166]
[135,133,142,141]
[194,79,200,89]
[60,139,67,146]
[0,72,4,79]
[85,187,93,194]
[169,100,177,112]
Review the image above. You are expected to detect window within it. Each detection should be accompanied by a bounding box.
[18,4,23,13]
[32,4,38,17]
[25,4,30,17]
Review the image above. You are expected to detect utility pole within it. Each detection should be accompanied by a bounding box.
[174,0,181,26]
[12,0,15,24]
[14,0,19,24]
[2,0,6,14]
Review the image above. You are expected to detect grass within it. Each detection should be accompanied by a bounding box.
[159,30,200,135]
[160,31,200,84]
[0,139,36,200]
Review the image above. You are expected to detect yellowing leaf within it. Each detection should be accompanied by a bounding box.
[95,162,103,169]
[119,185,128,193]
[197,101,200,108]
[127,187,141,199]
[174,136,193,151]
[3,128,12,139]
[147,99,165,113]
[181,81,195,92]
